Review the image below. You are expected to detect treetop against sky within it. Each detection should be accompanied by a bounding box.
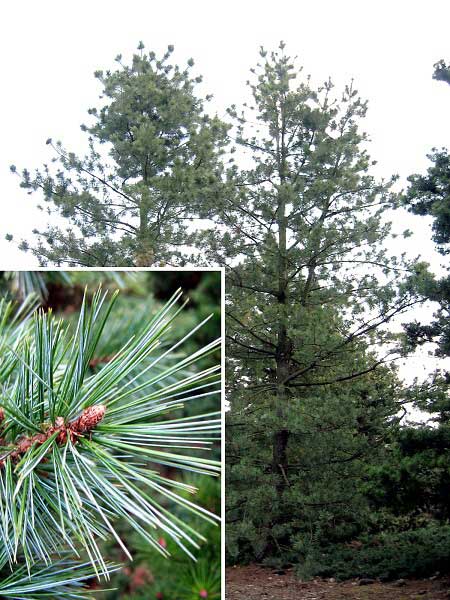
[0,1,449,266]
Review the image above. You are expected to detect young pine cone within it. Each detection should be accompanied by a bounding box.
[71,405,106,433]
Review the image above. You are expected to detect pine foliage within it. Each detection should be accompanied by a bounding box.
[9,44,228,267]
[0,286,221,596]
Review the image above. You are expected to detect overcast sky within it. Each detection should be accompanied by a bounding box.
[1,0,449,266]
[1,1,450,391]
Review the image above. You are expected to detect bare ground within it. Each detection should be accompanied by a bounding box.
[226,565,450,600]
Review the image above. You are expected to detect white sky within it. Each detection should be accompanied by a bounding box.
[0,0,449,388]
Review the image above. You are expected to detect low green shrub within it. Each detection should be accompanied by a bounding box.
[295,525,450,581]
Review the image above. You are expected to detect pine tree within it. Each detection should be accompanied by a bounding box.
[0,281,221,597]
[199,43,420,560]
[402,59,450,361]
[9,44,227,267]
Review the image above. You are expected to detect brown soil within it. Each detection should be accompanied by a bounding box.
[226,565,450,600]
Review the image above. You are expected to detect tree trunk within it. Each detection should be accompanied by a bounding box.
[135,190,154,266]
[135,243,154,267]
[272,103,291,501]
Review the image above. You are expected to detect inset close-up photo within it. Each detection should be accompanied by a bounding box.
[0,270,222,599]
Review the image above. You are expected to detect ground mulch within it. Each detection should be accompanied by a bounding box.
[226,565,450,600]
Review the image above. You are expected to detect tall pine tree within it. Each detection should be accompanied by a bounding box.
[10,44,227,267]
[199,44,420,560]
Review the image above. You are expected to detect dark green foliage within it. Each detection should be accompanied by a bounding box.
[295,525,450,581]
[226,363,401,564]
[366,425,450,523]
[291,422,450,581]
